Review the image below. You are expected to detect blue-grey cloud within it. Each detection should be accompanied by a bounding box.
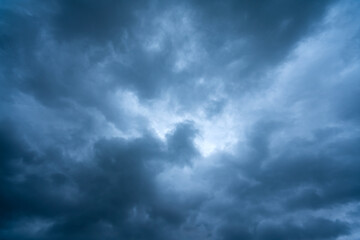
[1,0,360,239]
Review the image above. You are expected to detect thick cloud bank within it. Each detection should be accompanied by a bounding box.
[1,0,360,239]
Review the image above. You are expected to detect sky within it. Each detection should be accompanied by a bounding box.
[1,0,360,239]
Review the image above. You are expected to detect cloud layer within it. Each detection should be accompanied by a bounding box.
[1,0,360,239]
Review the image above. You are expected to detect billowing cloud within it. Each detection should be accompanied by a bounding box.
[1,0,360,239]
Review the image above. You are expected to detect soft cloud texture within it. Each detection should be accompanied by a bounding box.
[1,0,360,239]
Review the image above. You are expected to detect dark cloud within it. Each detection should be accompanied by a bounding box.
[52,0,148,42]
[256,218,349,240]
[1,0,360,239]
[0,120,199,240]
[166,121,199,166]
[1,0,334,107]
[204,120,360,239]
[219,218,349,240]
[181,0,336,91]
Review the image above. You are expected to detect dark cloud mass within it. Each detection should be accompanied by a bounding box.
[1,0,360,239]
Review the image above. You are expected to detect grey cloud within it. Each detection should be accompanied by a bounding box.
[166,121,199,166]
[189,114,360,239]
[51,0,148,42]
[1,0,360,239]
[1,0,334,108]
[256,218,349,240]
[0,120,199,240]
[182,0,335,91]
[219,218,349,240]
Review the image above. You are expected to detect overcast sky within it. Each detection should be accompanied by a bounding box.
[1,0,360,239]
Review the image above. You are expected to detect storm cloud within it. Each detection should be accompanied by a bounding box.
[1,0,360,239]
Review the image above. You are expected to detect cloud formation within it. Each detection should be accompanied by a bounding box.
[1,0,360,239]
